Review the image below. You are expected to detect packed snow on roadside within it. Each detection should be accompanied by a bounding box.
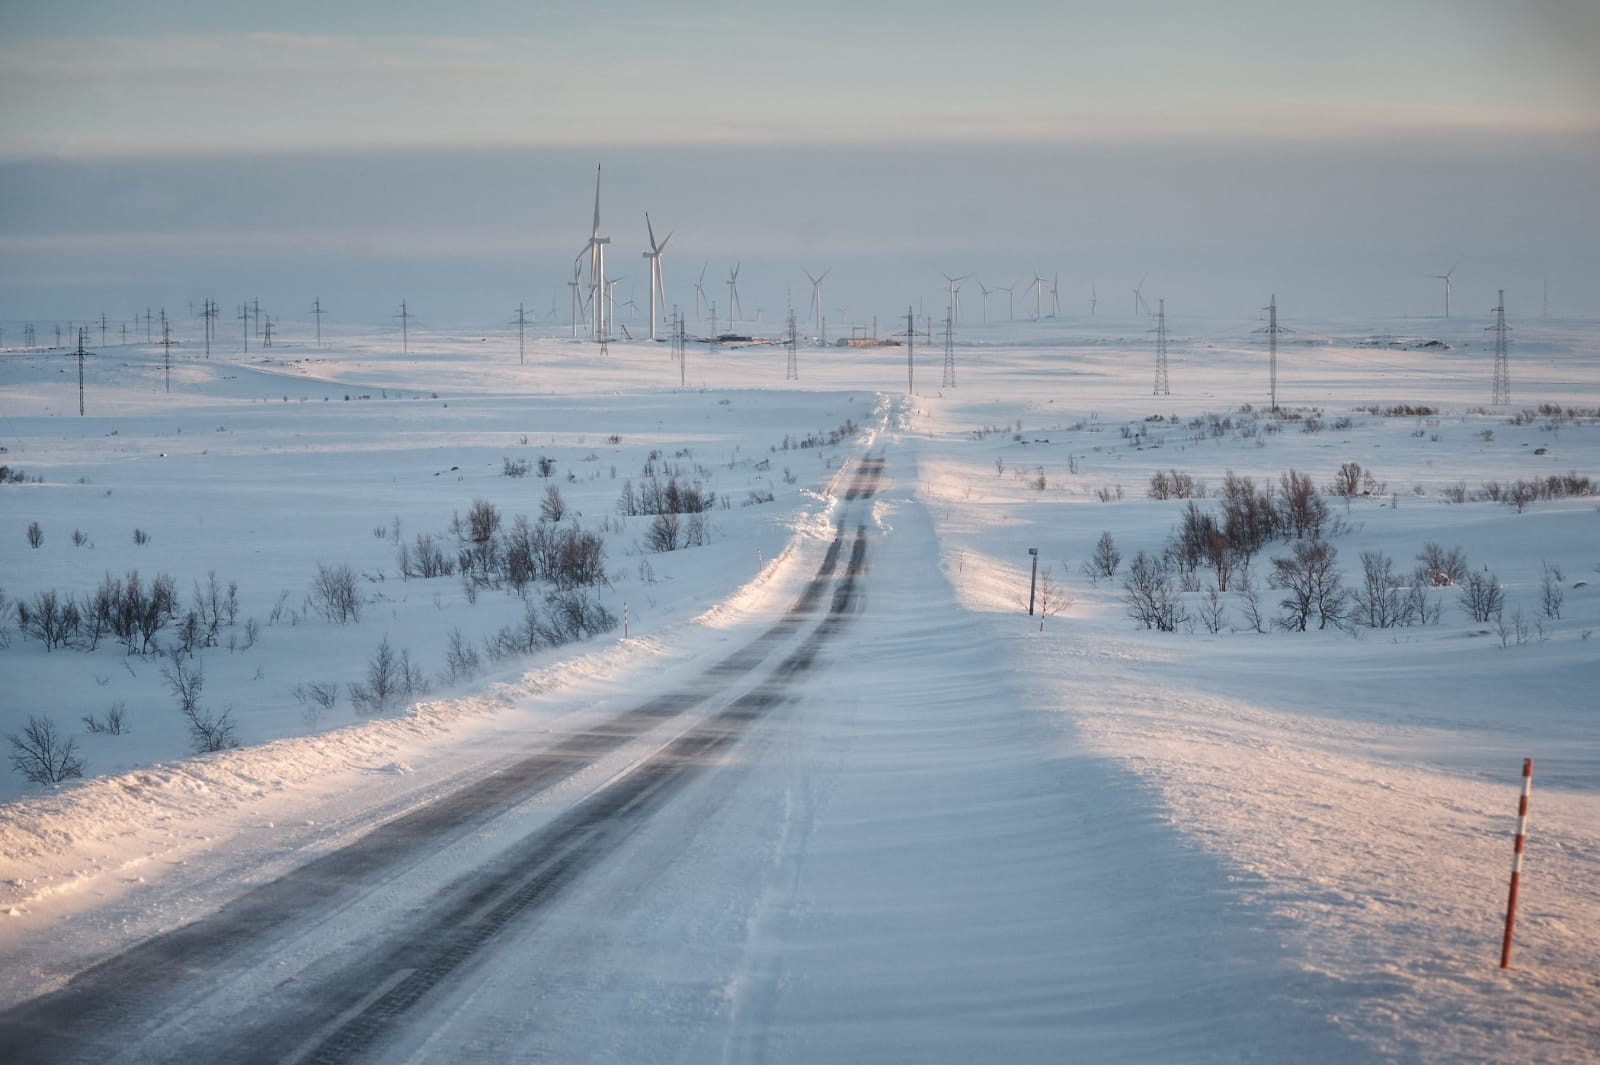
[2,313,1596,1059]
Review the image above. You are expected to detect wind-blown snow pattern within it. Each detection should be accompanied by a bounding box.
[1,314,1596,1062]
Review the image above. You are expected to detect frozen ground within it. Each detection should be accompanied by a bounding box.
[1,310,1597,1061]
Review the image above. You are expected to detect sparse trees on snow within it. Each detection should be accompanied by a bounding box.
[1271,539,1346,631]
[1123,551,1186,632]
[1459,570,1505,623]
[7,714,83,785]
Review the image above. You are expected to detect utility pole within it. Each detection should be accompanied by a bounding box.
[515,302,527,365]
[312,297,325,347]
[1152,298,1170,396]
[905,305,915,395]
[1253,294,1288,412]
[786,304,799,381]
[942,313,956,388]
[674,307,687,388]
[253,298,262,339]
[1490,289,1511,406]
[99,312,108,346]
[262,315,274,348]
[161,315,174,392]
[145,308,152,343]
[120,322,126,345]
[76,327,88,415]
[396,300,412,353]
[239,303,250,353]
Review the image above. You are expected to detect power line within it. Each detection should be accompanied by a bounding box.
[312,297,325,348]
[941,312,956,389]
[785,303,799,381]
[514,302,527,365]
[160,313,174,393]
[76,327,89,416]
[238,303,250,353]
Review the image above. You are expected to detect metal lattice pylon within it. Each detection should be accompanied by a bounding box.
[1152,298,1170,395]
[1489,289,1511,405]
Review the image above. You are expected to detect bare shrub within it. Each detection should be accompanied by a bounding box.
[312,562,363,623]
[26,521,43,548]
[8,715,84,785]
[1328,461,1364,503]
[466,498,501,544]
[647,512,680,552]
[1123,551,1186,632]
[540,485,567,523]
[502,456,530,478]
[1540,559,1565,619]
[1458,570,1505,623]
[443,626,481,683]
[1220,470,1278,559]
[1271,539,1346,631]
[1351,550,1415,629]
[1091,531,1121,580]
[1416,542,1469,586]
[1276,470,1328,540]
[82,703,129,735]
[133,528,150,545]
[163,656,236,753]
[1198,586,1228,634]
[20,589,79,651]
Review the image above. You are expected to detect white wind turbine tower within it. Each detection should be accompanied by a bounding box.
[585,164,611,341]
[942,273,970,325]
[1089,281,1098,316]
[641,212,673,341]
[805,268,830,341]
[1131,273,1150,316]
[999,281,1015,321]
[1029,273,1047,319]
[694,263,709,324]
[1050,273,1061,317]
[725,263,742,331]
[976,279,994,323]
[1429,259,1460,317]
[568,256,584,338]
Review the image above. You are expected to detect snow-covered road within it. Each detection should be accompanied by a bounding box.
[1,450,1357,1063]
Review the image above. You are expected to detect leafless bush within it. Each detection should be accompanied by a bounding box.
[1271,539,1346,631]
[1277,470,1328,540]
[502,456,530,478]
[537,455,556,479]
[1034,565,1069,620]
[443,626,481,683]
[466,498,502,544]
[1236,568,1268,634]
[647,512,680,552]
[1351,550,1416,629]
[540,485,567,523]
[1198,586,1228,634]
[8,715,83,784]
[1123,551,1187,632]
[163,656,236,753]
[1148,469,1203,500]
[1220,470,1278,559]
[1416,542,1469,586]
[1458,570,1505,623]
[82,703,129,735]
[133,528,150,545]
[26,521,43,548]
[1539,559,1564,619]
[19,589,79,651]
[0,588,11,649]
[312,562,363,623]
[191,571,236,648]
[1089,531,1121,581]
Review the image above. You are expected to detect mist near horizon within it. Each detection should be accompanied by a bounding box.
[3,133,1596,331]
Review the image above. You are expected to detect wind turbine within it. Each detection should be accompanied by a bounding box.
[1089,281,1097,316]
[585,164,611,341]
[1132,273,1150,316]
[568,256,584,338]
[641,212,673,340]
[804,268,829,325]
[1029,273,1047,320]
[999,281,1015,321]
[623,283,640,319]
[976,279,994,324]
[693,263,709,323]
[1429,259,1460,317]
[942,273,971,325]
[726,263,742,331]
[1050,273,1061,318]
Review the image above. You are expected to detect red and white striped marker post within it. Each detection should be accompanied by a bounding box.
[1499,757,1533,969]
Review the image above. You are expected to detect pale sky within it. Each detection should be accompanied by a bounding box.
[2,1,1597,325]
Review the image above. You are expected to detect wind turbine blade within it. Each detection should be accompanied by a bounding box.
[592,164,602,236]
[658,232,672,253]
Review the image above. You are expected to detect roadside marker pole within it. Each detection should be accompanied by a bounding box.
[1500,758,1533,969]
